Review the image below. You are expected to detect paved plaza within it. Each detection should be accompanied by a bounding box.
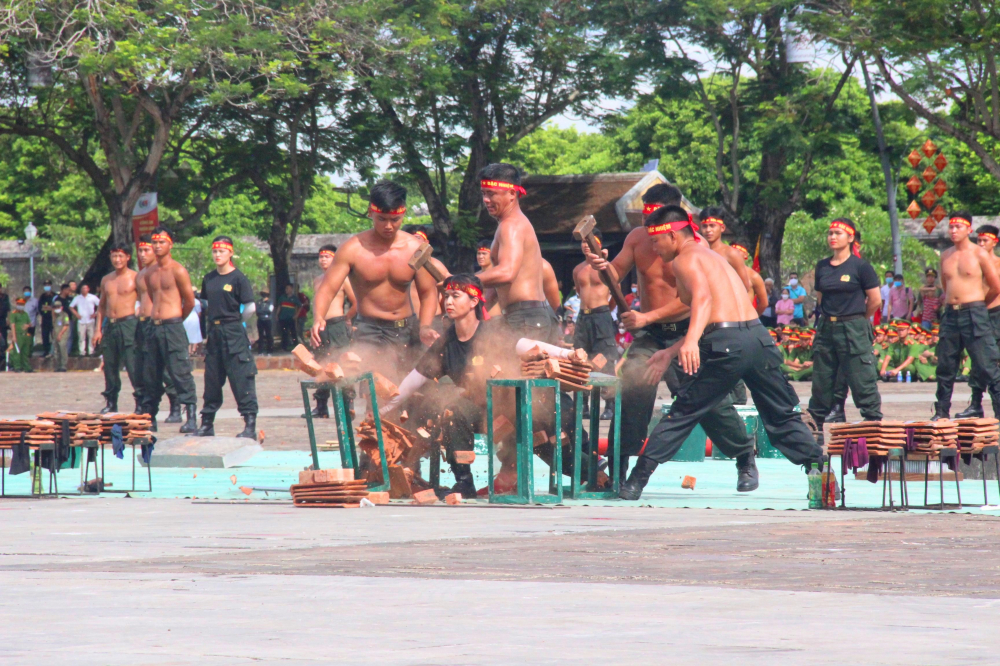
[1,371,1000,664]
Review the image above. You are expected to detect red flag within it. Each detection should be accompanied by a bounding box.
[752,236,761,273]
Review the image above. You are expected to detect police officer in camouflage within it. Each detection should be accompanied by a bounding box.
[195,236,259,439]
[807,218,883,430]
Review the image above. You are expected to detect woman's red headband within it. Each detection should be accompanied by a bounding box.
[829,220,855,236]
[444,280,484,302]
[481,180,526,196]
[212,241,234,252]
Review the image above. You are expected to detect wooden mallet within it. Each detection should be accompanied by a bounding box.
[573,215,629,313]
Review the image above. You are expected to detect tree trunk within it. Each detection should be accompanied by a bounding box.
[749,202,792,282]
[81,195,136,288]
[268,212,293,294]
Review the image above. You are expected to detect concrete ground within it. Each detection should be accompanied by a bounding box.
[3,372,1000,664]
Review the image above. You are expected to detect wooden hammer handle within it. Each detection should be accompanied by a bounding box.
[584,234,630,313]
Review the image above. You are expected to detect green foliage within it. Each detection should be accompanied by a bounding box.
[782,203,939,287]
[35,224,109,284]
[300,181,377,235]
[507,127,621,176]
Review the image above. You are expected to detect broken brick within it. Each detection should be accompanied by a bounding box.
[591,353,607,371]
[493,415,515,443]
[453,451,476,465]
[291,345,323,376]
[681,475,696,490]
[412,488,438,505]
[239,486,253,496]
[445,493,462,505]
[491,364,502,378]
[368,491,390,504]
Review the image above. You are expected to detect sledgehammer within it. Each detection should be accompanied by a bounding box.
[408,242,448,288]
[573,215,630,313]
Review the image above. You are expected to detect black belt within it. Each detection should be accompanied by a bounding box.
[108,315,136,324]
[356,314,413,329]
[989,305,1000,314]
[502,300,548,314]
[948,301,986,311]
[824,313,867,323]
[152,317,184,326]
[211,318,241,325]
[704,319,761,335]
[643,319,689,333]
[138,316,150,322]
[326,315,349,325]
[580,305,610,315]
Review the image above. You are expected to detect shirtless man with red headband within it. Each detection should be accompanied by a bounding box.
[583,188,757,491]
[955,222,1000,418]
[933,211,1000,420]
[310,180,439,377]
[616,205,822,500]
[93,243,140,414]
[476,163,560,342]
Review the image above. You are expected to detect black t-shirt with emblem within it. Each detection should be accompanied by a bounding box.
[814,255,880,317]
[202,268,255,322]
[416,320,497,389]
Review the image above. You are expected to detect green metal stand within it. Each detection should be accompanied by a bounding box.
[486,378,562,504]
[565,373,620,499]
[301,372,390,493]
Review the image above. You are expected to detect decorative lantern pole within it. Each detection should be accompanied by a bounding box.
[905,139,949,241]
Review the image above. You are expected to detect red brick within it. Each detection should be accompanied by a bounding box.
[412,488,438,505]
[445,493,462,505]
[681,475,696,490]
[453,451,475,464]
[368,491,389,504]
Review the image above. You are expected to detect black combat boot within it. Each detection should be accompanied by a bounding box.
[930,403,950,421]
[163,396,183,424]
[312,394,329,418]
[450,463,477,498]
[825,402,847,423]
[955,391,984,419]
[736,452,759,492]
[600,400,614,421]
[100,399,117,415]
[236,414,257,439]
[179,404,198,434]
[619,455,659,500]
[150,415,157,432]
[195,413,215,437]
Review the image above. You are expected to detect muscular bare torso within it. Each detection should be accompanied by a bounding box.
[625,228,687,321]
[345,230,425,319]
[147,258,190,320]
[489,213,546,307]
[942,245,990,305]
[101,269,139,319]
[987,254,1000,308]
[316,274,350,319]
[136,268,154,317]
[674,243,758,324]
[573,261,611,310]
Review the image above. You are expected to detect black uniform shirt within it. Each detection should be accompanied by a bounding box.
[416,320,495,390]
[202,268,255,322]
[814,255,880,317]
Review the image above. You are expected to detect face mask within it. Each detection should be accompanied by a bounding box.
[894,281,902,287]
[54,307,62,314]
[788,279,798,287]
[43,286,51,292]
[23,291,30,298]
[782,293,790,300]
[631,286,638,293]
[15,305,24,311]
[886,277,893,285]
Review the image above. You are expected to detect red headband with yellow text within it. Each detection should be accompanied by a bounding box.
[731,243,749,258]
[151,231,172,244]
[319,249,335,259]
[212,240,234,252]
[413,230,429,243]
[444,279,485,303]
[646,212,700,239]
[829,220,856,236]
[481,179,526,196]
[642,202,664,216]
[950,215,972,227]
[701,216,725,227]
[137,241,151,250]
[369,203,406,215]
[980,232,999,244]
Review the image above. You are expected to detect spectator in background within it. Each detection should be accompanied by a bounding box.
[38,279,55,356]
[22,285,39,341]
[563,320,576,344]
[775,288,795,326]
[296,288,310,344]
[277,284,300,351]
[562,289,580,323]
[888,273,914,320]
[916,268,942,330]
[786,272,807,326]
[0,283,9,369]
[69,283,100,356]
[879,269,894,325]
[51,298,70,372]
[615,321,633,356]
[65,281,79,356]
[256,290,274,354]
[625,283,639,310]
[760,277,778,327]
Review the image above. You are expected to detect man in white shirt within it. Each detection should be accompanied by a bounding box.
[879,269,893,322]
[70,284,101,356]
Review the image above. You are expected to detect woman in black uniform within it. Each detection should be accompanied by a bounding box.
[806,218,883,430]
[381,274,494,498]
[195,236,259,439]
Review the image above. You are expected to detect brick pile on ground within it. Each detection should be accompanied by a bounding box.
[955,418,1000,454]
[519,346,594,392]
[828,421,907,456]
[356,415,435,499]
[291,468,380,508]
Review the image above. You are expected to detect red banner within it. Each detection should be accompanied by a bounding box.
[131,192,159,253]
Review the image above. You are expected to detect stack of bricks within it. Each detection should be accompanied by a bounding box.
[904,420,959,453]
[291,468,389,507]
[99,413,153,443]
[828,421,908,456]
[356,417,438,499]
[26,420,59,447]
[955,418,1000,454]
[519,346,596,392]
[0,419,31,448]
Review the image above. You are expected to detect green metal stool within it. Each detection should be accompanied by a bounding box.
[486,378,562,504]
[565,373,621,499]
[881,448,908,510]
[654,404,706,462]
[300,373,390,493]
